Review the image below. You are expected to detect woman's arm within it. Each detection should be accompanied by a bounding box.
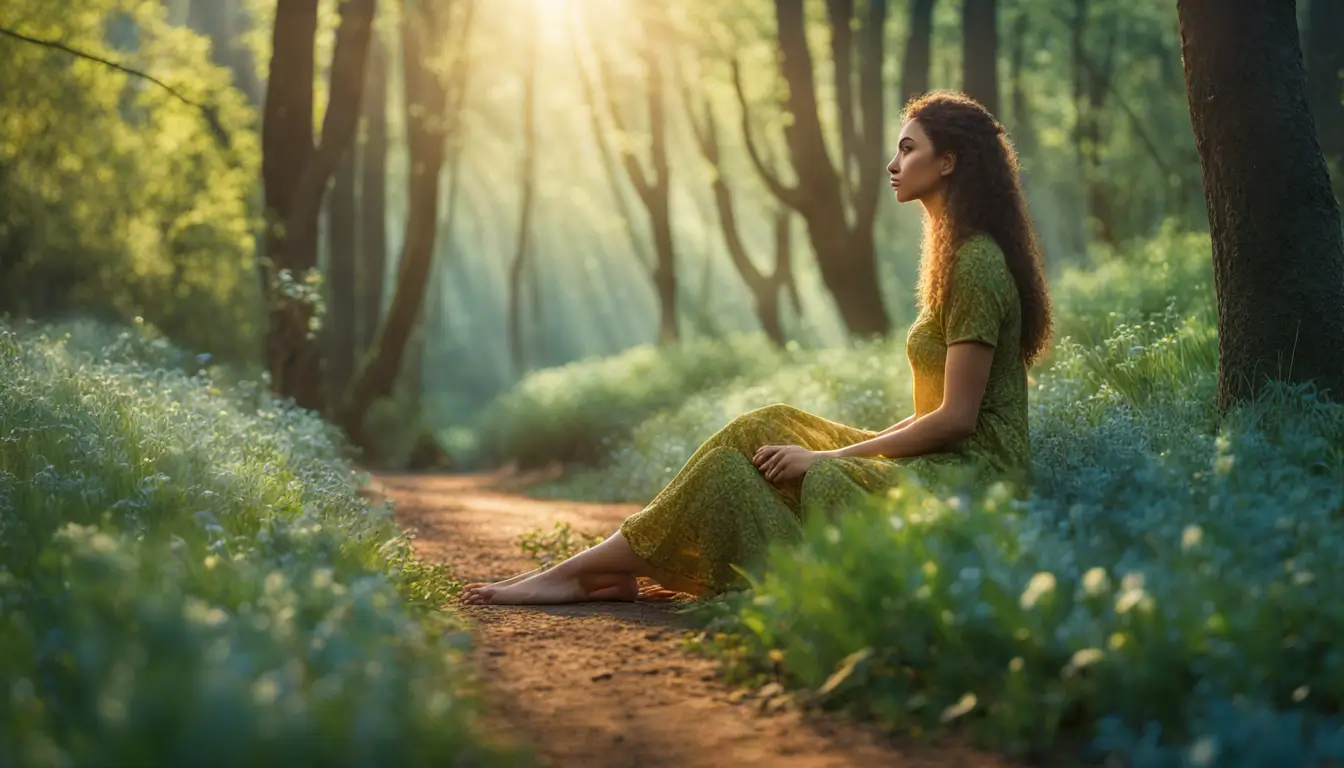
[829,341,995,460]
[877,413,918,436]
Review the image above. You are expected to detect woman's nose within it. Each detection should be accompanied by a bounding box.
[886,156,898,174]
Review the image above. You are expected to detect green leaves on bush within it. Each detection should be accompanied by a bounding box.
[0,322,525,767]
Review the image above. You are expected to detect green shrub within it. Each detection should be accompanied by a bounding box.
[474,334,787,469]
[0,322,524,767]
[530,334,914,502]
[1049,224,1215,348]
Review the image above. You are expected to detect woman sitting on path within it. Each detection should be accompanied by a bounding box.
[464,91,1053,606]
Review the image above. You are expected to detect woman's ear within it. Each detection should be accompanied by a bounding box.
[939,152,957,177]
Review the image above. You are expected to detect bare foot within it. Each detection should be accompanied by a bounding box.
[470,571,638,606]
[462,566,545,602]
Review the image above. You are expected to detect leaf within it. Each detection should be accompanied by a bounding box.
[816,646,874,698]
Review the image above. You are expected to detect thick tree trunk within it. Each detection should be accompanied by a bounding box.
[737,0,890,338]
[325,149,358,411]
[261,0,317,401]
[962,0,999,115]
[1177,0,1344,409]
[340,0,473,445]
[262,0,376,411]
[358,35,388,354]
[1306,0,1344,198]
[508,16,538,375]
[901,0,936,108]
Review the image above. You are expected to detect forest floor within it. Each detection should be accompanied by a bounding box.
[373,468,1010,768]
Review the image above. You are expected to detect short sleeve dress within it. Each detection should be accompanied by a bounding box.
[618,234,1031,593]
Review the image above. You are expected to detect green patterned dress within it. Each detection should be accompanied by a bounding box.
[619,234,1031,593]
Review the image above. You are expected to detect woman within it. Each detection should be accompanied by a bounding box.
[464,91,1052,606]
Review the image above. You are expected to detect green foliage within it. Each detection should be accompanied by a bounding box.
[0,320,525,767]
[473,334,788,469]
[0,0,262,362]
[529,333,914,503]
[517,522,604,568]
[1049,224,1216,348]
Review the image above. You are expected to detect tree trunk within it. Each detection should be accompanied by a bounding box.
[568,21,654,276]
[962,0,999,115]
[901,0,936,108]
[358,34,388,355]
[325,149,358,411]
[589,6,679,345]
[508,15,538,375]
[736,0,890,338]
[339,0,474,445]
[1006,7,1035,155]
[262,0,376,412]
[1306,0,1344,198]
[680,81,792,346]
[1177,0,1344,409]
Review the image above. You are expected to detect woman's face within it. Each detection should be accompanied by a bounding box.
[887,119,953,204]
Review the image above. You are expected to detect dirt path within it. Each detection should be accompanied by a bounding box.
[377,470,1005,768]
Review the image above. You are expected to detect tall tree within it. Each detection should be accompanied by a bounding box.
[901,0,937,108]
[324,150,358,410]
[508,13,538,374]
[339,0,476,446]
[1068,0,1119,244]
[962,0,999,116]
[358,35,389,355]
[736,0,890,338]
[262,0,377,411]
[1305,0,1344,198]
[1006,5,1035,155]
[1177,0,1344,410]
[586,6,680,345]
[680,73,800,347]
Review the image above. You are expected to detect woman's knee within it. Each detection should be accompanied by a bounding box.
[727,403,800,430]
[750,403,801,420]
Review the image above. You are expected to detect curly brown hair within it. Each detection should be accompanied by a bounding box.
[902,91,1053,366]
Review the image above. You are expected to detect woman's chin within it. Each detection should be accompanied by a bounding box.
[893,188,911,203]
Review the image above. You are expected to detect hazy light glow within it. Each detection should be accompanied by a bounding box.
[536,0,568,17]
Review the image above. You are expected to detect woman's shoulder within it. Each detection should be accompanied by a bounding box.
[953,233,1009,281]
[956,232,1005,261]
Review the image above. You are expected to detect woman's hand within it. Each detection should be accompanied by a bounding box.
[752,444,830,483]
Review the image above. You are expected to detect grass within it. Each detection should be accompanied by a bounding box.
[0,319,527,767]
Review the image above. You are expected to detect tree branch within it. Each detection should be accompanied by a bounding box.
[679,68,769,295]
[731,57,804,211]
[826,0,858,203]
[0,24,230,148]
[1053,8,1172,181]
[854,0,888,231]
[590,34,653,203]
[568,8,654,272]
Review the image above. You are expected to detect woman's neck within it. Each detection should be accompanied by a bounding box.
[919,187,949,223]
